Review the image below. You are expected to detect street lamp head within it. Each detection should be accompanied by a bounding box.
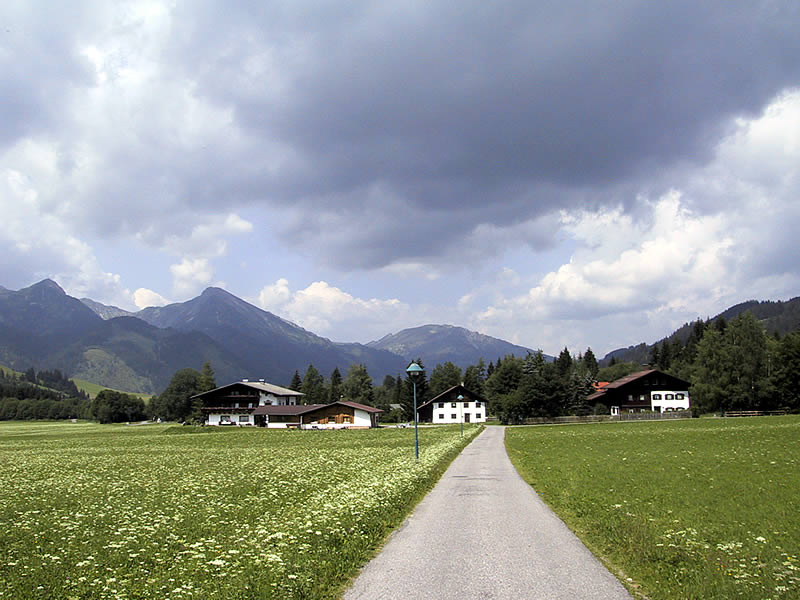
[406,362,424,379]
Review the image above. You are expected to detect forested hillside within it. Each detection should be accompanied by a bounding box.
[601,296,800,366]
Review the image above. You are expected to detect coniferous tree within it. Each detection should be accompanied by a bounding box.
[198,361,216,392]
[649,344,661,368]
[463,358,487,396]
[328,367,343,404]
[301,364,326,404]
[582,347,599,378]
[342,364,374,406]
[289,370,302,392]
[428,361,463,398]
[774,331,800,411]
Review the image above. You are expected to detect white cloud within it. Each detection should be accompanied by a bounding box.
[0,165,131,305]
[170,258,214,297]
[255,279,410,341]
[133,287,170,309]
[257,278,291,312]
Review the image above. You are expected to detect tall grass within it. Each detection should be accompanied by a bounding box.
[0,422,481,599]
[505,416,800,599]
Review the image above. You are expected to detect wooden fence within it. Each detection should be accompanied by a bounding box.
[721,410,787,418]
[520,410,692,425]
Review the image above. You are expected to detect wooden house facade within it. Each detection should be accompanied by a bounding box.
[587,369,690,414]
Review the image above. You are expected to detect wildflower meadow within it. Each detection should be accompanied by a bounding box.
[0,421,480,599]
[505,416,800,599]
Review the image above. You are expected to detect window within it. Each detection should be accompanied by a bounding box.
[476,402,481,408]
[438,414,444,420]
[234,402,239,408]
[628,394,633,401]
[475,412,481,419]
[239,415,249,423]
[438,403,444,408]
[463,401,469,407]
[666,394,674,400]
[343,415,351,423]
[639,395,646,401]
[676,393,685,400]
[451,402,457,408]
[220,415,231,423]
[451,414,457,419]
[652,394,662,400]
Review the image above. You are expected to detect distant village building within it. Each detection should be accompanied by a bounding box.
[192,380,382,428]
[587,369,690,415]
[416,384,489,424]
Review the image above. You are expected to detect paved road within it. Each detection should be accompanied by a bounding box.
[344,427,632,600]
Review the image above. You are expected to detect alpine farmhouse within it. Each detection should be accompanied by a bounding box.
[416,384,489,424]
[587,369,691,415]
[191,380,382,429]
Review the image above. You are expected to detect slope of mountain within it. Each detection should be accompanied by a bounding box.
[80,298,135,320]
[3,280,555,393]
[135,287,407,384]
[0,279,103,366]
[600,296,800,365]
[368,324,539,369]
[0,281,240,393]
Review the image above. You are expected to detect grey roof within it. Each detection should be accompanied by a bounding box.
[191,380,305,399]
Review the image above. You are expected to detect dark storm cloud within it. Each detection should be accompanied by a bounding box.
[0,3,96,148]
[3,1,799,271]
[156,1,800,267]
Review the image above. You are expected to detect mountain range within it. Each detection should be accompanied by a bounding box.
[0,280,535,394]
[4,279,797,395]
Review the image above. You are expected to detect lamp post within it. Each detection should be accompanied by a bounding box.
[406,362,424,460]
[457,394,464,437]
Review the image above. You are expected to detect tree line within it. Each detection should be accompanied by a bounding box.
[0,367,90,421]
[284,352,601,424]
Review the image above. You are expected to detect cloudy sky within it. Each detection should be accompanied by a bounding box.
[2,1,800,357]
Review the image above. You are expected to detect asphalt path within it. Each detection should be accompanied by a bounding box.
[343,426,633,600]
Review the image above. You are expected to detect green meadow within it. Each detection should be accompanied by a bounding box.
[0,422,481,600]
[505,416,800,600]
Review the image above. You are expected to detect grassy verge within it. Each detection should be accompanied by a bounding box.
[505,416,800,599]
[0,421,480,599]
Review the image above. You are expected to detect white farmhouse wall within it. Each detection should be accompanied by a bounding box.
[353,409,372,427]
[650,390,690,412]
[206,413,254,426]
[430,400,486,424]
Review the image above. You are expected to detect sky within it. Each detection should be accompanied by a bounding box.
[2,1,800,358]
